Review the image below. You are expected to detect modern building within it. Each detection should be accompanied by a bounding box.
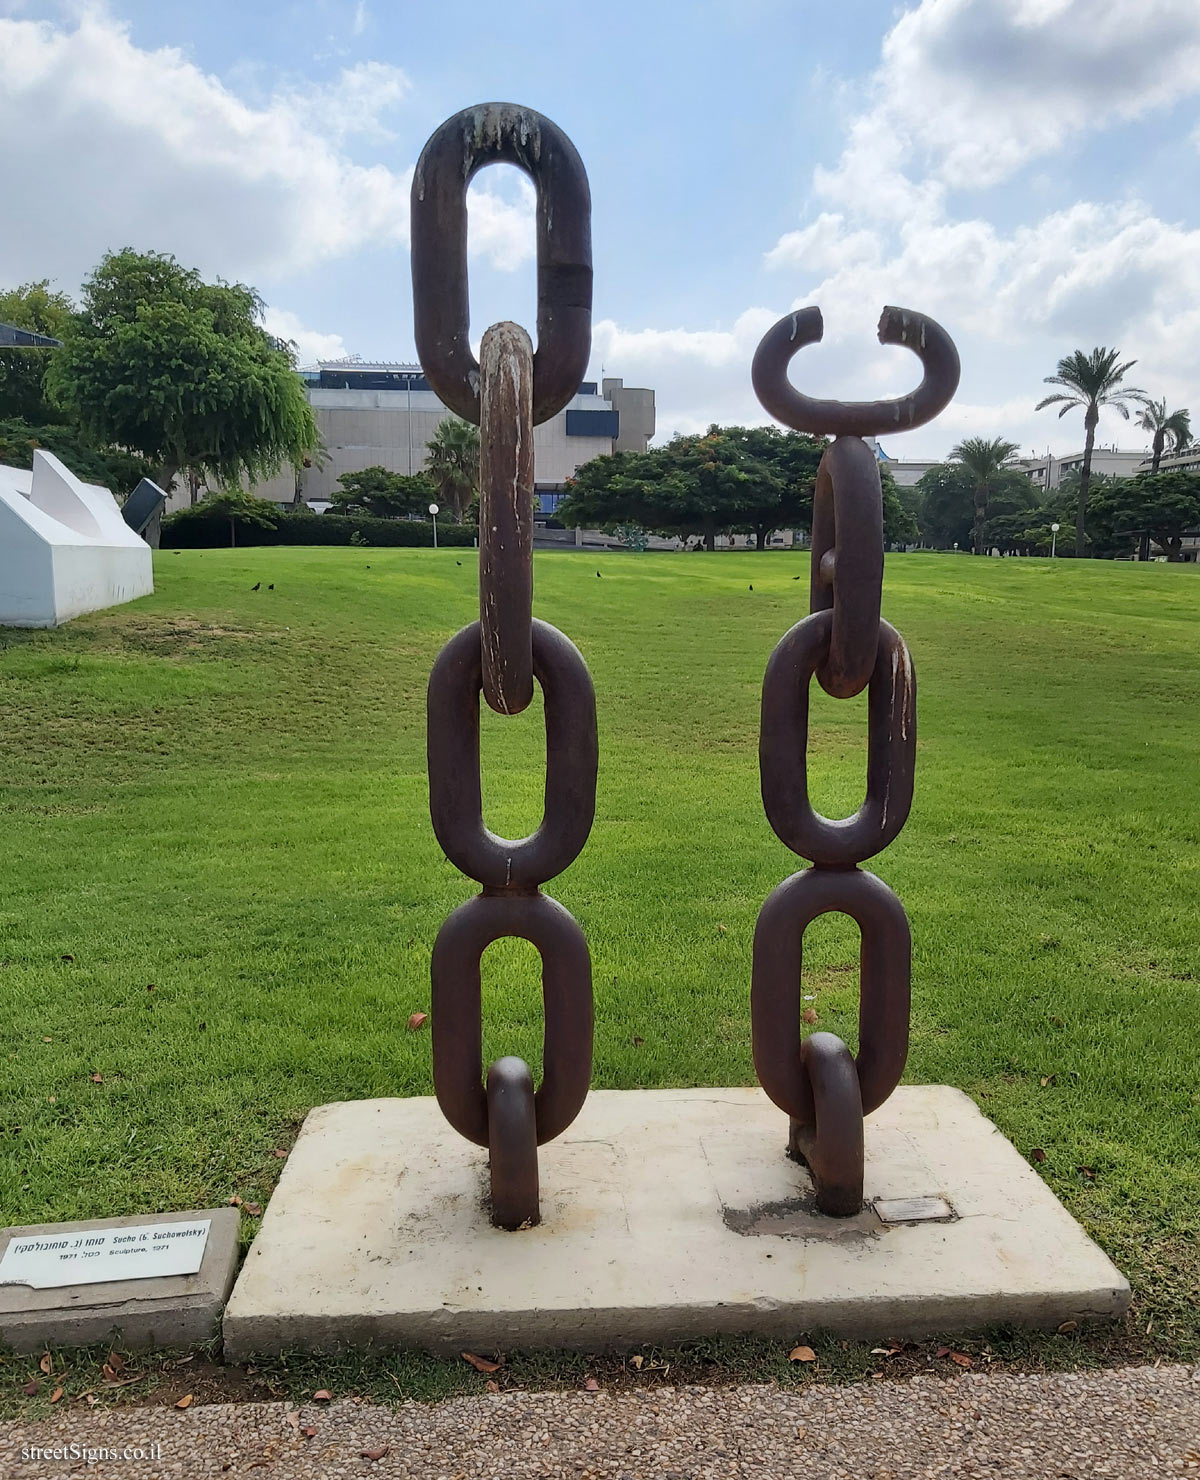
[168,362,655,516]
[1017,446,1147,491]
[872,443,939,487]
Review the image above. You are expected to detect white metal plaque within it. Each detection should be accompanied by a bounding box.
[0,1220,211,1289]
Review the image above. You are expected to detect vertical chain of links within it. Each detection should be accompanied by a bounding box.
[415,104,595,1229]
[750,305,960,1215]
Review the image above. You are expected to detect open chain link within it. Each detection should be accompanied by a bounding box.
[417,104,596,1230]
[750,306,959,1215]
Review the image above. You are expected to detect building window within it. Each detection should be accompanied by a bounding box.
[565,409,619,438]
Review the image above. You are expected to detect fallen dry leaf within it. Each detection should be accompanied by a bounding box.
[583,1377,600,1392]
[38,1353,52,1375]
[284,1410,300,1432]
[1077,1165,1096,1180]
[461,1351,503,1374]
[301,1426,317,1439]
[85,1393,98,1407]
[243,1202,263,1217]
[802,1008,819,1025]
[22,1381,39,1397]
[1057,1320,1078,1335]
[90,1073,104,1084]
[360,1447,389,1462]
[106,1351,125,1372]
[788,1346,817,1363]
[407,1012,428,1032]
[273,1148,287,1159]
[485,1380,500,1394]
[935,1346,952,1358]
[49,1387,64,1404]
[1030,1148,1047,1163]
[312,1390,332,1401]
[717,924,727,934]
[949,1352,973,1368]
[631,1035,645,1046]
[629,1354,644,1370]
[796,1426,807,1440]
[175,1394,194,1409]
[228,1194,243,1207]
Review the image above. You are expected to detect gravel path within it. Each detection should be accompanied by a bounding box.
[3,1364,1198,1479]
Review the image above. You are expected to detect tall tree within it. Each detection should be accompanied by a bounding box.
[0,280,74,423]
[423,416,480,520]
[915,459,1036,549]
[1035,347,1150,556]
[46,249,317,497]
[1136,398,1191,474]
[950,437,1022,555]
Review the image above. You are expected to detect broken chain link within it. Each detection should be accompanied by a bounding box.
[418,104,596,1229]
[750,305,958,1215]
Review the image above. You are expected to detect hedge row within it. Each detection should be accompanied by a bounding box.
[160,510,477,549]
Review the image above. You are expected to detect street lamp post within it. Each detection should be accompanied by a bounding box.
[1050,521,1060,560]
[429,503,440,550]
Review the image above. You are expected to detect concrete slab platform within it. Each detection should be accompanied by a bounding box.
[223,1087,1129,1359]
[0,1208,240,1353]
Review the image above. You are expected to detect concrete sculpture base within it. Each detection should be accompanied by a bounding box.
[223,1087,1128,1358]
[0,451,155,627]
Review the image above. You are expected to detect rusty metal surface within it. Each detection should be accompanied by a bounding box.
[759,611,915,866]
[419,104,595,1231]
[750,303,956,1216]
[750,305,960,439]
[479,323,535,715]
[411,102,592,427]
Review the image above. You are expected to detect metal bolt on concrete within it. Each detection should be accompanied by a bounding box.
[3,1364,1199,1479]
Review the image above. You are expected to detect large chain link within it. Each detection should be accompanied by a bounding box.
[750,305,959,1215]
[417,104,596,1230]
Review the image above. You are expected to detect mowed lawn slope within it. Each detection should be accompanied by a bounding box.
[1,549,1197,1351]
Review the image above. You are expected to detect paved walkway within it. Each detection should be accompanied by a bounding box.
[3,1364,1198,1479]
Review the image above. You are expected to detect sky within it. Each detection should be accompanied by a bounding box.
[3,0,1200,459]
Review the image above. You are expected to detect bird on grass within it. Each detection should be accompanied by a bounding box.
[748,584,754,591]
[792,574,801,581]
[250,582,260,591]
[268,584,274,590]
[456,560,462,566]
[596,570,602,578]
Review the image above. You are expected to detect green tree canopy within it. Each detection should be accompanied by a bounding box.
[424,416,479,521]
[332,466,436,519]
[915,459,1037,549]
[1088,471,1200,562]
[46,249,317,497]
[0,280,74,423]
[558,425,827,549]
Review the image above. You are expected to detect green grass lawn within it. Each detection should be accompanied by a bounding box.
[1,547,1198,1366]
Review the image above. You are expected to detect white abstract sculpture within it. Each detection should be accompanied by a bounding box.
[0,450,155,627]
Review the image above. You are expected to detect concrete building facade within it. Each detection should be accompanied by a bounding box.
[169,363,655,516]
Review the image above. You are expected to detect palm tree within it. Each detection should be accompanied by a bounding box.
[1036,348,1150,556]
[424,415,480,521]
[950,437,1021,555]
[1137,398,1191,474]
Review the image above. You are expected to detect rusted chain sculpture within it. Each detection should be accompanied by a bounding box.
[415,104,596,1231]
[750,306,960,1216]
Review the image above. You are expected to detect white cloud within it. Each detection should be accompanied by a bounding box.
[756,0,1200,458]
[260,306,349,365]
[0,9,533,293]
[352,1,368,37]
[818,0,1200,213]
